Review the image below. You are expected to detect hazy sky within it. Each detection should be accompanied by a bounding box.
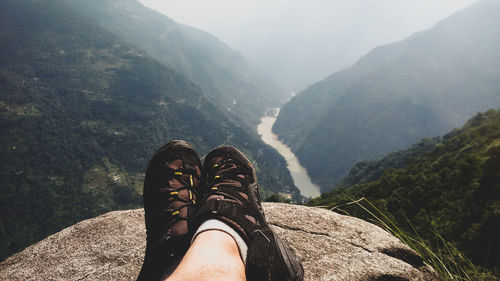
[138,0,479,91]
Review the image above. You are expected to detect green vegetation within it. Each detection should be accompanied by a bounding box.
[274,0,500,192]
[338,137,441,188]
[308,110,500,277]
[324,197,497,280]
[0,0,298,261]
[65,0,288,127]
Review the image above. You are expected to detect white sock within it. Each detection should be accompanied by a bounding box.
[192,219,248,264]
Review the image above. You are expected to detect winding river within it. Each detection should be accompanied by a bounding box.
[257,109,321,198]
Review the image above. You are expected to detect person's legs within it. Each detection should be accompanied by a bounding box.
[166,230,246,281]
[138,141,303,281]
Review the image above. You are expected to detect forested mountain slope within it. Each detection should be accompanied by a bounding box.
[0,0,297,261]
[62,0,288,127]
[274,0,500,192]
[309,109,500,276]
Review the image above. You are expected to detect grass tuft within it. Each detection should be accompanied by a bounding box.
[321,196,497,281]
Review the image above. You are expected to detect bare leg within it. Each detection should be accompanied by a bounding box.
[165,230,246,281]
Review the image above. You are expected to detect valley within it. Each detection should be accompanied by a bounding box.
[1,0,499,279]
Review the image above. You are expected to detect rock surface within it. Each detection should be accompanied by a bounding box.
[0,203,439,280]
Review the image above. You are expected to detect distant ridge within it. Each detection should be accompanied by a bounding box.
[274,0,500,191]
[62,0,289,126]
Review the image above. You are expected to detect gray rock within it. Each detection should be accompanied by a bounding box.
[0,203,439,281]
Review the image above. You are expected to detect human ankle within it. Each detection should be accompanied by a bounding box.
[192,219,248,263]
[193,230,240,256]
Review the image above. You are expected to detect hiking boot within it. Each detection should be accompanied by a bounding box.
[137,140,202,281]
[194,146,304,281]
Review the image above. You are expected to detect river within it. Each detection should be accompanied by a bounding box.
[257,109,321,198]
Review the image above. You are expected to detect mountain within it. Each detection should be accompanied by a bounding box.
[308,109,500,277]
[273,0,500,192]
[0,0,298,261]
[338,137,441,188]
[61,0,289,127]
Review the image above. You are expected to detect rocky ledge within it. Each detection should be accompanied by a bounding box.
[0,203,439,280]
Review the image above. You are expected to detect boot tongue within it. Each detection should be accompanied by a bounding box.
[164,159,193,236]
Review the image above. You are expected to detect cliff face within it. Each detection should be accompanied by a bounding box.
[0,203,438,281]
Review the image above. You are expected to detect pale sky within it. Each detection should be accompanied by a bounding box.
[138,0,479,91]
